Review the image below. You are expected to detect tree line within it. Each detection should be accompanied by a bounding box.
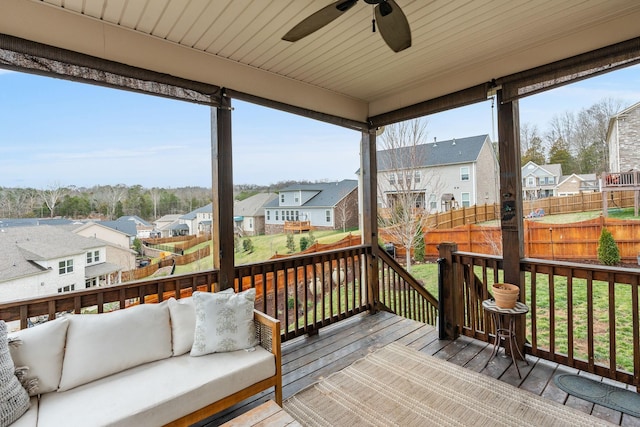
[520,98,627,174]
[0,179,335,221]
[0,185,211,220]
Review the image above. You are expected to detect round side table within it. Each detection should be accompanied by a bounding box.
[482,299,529,378]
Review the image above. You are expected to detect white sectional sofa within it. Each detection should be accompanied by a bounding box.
[6,289,282,427]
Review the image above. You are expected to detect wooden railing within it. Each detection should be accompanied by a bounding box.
[377,249,438,325]
[603,171,640,188]
[0,245,438,344]
[439,244,640,389]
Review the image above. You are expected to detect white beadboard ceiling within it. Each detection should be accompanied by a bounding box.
[3,0,640,123]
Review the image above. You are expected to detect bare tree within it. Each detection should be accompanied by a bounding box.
[39,182,67,218]
[377,118,440,272]
[149,187,161,219]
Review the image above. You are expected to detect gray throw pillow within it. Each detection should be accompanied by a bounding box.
[0,321,30,426]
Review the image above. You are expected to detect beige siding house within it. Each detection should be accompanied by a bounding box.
[377,135,498,213]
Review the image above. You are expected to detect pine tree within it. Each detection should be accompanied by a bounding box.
[597,228,620,266]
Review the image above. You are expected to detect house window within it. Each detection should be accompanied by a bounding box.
[86,278,97,288]
[397,171,404,183]
[414,171,421,183]
[87,250,100,264]
[429,194,437,210]
[280,194,285,203]
[527,177,535,187]
[281,210,284,220]
[389,173,396,185]
[460,167,470,181]
[461,193,470,207]
[59,259,73,275]
[326,210,331,223]
[267,210,271,220]
[58,284,75,293]
[248,218,253,229]
[294,195,299,203]
[275,210,278,220]
[295,211,300,221]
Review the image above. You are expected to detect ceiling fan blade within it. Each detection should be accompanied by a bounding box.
[282,0,358,42]
[375,0,411,52]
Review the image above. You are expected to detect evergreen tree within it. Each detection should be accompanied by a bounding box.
[286,233,295,253]
[597,228,620,266]
[547,138,576,174]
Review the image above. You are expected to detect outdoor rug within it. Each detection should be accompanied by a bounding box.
[284,343,614,426]
[554,373,640,418]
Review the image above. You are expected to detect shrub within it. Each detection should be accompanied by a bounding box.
[300,236,309,251]
[597,228,620,266]
[242,237,254,253]
[286,233,295,253]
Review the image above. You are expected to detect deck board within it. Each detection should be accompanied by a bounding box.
[200,311,638,426]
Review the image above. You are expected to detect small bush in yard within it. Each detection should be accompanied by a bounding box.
[242,237,254,253]
[597,228,620,266]
[300,236,309,251]
[286,233,295,253]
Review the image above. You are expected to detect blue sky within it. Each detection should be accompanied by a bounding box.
[1,64,639,189]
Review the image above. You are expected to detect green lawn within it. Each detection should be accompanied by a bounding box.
[174,229,358,274]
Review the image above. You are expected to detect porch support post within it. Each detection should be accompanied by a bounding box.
[361,130,379,312]
[438,242,460,340]
[211,91,234,291]
[497,88,526,358]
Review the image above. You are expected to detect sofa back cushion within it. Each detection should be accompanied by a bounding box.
[167,297,195,356]
[9,317,69,395]
[58,302,172,391]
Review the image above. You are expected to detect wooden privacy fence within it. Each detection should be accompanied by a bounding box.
[417,191,636,230]
[423,216,640,263]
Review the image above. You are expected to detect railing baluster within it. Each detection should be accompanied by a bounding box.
[567,273,574,366]
[549,270,556,357]
[587,270,595,372]
[608,274,616,378]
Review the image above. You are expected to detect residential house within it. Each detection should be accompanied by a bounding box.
[96,219,138,246]
[0,225,122,302]
[116,215,154,238]
[69,222,137,272]
[234,193,277,236]
[153,214,182,238]
[607,101,640,173]
[556,173,598,196]
[177,204,213,236]
[263,180,359,234]
[521,162,563,199]
[377,135,498,213]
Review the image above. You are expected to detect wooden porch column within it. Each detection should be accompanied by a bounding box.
[211,91,234,291]
[438,242,460,340]
[360,130,379,312]
[497,88,526,358]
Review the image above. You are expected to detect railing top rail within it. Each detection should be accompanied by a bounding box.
[236,244,371,269]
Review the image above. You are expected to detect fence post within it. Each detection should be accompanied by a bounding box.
[438,242,460,340]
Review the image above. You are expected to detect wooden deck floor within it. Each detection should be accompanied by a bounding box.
[200,311,640,426]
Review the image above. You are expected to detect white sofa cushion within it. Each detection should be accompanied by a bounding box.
[191,289,258,356]
[58,302,172,391]
[9,317,69,395]
[167,289,234,356]
[37,347,276,427]
[167,297,196,356]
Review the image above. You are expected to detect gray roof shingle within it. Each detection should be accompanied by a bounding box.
[0,225,104,282]
[377,135,490,171]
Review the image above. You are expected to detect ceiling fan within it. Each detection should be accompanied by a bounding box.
[282,0,411,53]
